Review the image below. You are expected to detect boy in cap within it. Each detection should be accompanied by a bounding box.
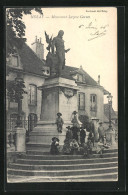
[56,112,64,133]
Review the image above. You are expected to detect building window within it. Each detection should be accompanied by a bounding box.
[78,92,85,110]
[77,74,83,82]
[90,94,97,111]
[28,85,37,106]
[11,55,18,67]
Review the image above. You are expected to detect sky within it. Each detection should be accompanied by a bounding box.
[22,7,117,111]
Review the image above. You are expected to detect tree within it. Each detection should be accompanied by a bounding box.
[6,79,27,102]
[6,8,43,127]
[7,78,27,127]
[6,8,43,56]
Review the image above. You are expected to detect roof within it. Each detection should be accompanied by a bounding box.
[9,39,110,91]
[11,39,45,76]
[61,66,99,86]
[104,104,118,119]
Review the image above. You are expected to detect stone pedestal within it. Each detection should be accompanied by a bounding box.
[6,130,16,152]
[15,127,26,152]
[105,128,117,149]
[28,77,79,149]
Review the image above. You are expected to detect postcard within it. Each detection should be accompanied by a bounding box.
[6,7,118,183]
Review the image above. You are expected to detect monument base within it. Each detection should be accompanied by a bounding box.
[27,77,79,152]
[27,120,72,151]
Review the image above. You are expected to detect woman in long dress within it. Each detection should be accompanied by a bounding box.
[71,111,80,142]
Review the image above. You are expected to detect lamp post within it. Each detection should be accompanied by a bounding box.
[106,93,117,148]
[107,93,113,129]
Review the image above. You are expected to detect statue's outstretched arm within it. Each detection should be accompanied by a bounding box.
[65,48,70,53]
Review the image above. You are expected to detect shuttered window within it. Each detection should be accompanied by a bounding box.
[12,55,18,67]
[78,92,85,110]
[28,85,37,106]
[77,74,83,82]
[90,94,97,111]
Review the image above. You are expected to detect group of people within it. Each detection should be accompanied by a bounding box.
[55,110,106,145]
[52,110,107,155]
[88,122,106,146]
[55,110,86,144]
[65,125,86,145]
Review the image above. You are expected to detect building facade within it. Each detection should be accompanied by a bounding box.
[6,38,49,134]
[6,37,109,135]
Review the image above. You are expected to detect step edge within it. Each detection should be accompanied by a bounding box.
[8,166,118,173]
[16,156,118,162]
[20,152,118,157]
[9,161,118,167]
[7,172,118,179]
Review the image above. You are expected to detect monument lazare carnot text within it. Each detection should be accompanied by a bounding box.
[45,30,70,76]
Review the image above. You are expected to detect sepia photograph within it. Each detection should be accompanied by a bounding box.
[6,7,118,183]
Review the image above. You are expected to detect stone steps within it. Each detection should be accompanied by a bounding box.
[7,148,118,181]
[8,172,118,182]
[17,152,118,160]
[26,148,118,155]
[15,156,118,165]
[8,166,118,176]
[26,143,51,151]
[9,161,118,170]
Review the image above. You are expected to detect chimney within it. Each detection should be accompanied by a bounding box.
[35,36,37,42]
[80,65,83,69]
[31,36,44,60]
[98,75,100,85]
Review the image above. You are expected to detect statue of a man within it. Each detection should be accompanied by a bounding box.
[52,30,70,75]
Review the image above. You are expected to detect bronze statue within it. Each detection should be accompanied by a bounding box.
[45,30,70,76]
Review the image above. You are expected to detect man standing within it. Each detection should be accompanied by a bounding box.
[80,127,86,145]
[52,30,70,75]
[98,122,105,143]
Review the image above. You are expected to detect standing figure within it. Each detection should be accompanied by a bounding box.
[80,127,86,145]
[89,119,95,134]
[88,130,95,147]
[63,126,73,154]
[65,126,73,141]
[98,122,105,143]
[56,112,64,133]
[71,111,80,141]
[93,119,99,142]
[52,30,70,75]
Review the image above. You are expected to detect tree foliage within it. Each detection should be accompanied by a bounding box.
[6,79,27,102]
[6,8,43,55]
[6,8,43,101]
